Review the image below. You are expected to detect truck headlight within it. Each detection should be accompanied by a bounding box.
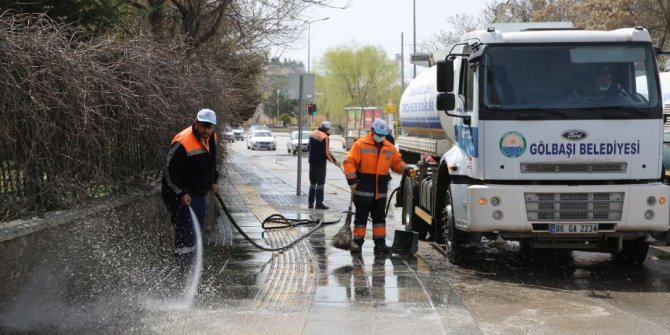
[490,196,501,206]
[647,196,656,206]
[492,210,503,220]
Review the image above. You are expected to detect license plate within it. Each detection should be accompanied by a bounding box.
[550,223,598,234]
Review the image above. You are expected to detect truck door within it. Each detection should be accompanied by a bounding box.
[455,59,478,160]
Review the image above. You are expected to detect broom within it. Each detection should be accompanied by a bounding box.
[332,193,353,250]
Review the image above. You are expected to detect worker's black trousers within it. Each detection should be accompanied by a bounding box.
[162,191,207,253]
[353,195,387,246]
[308,163,326,206]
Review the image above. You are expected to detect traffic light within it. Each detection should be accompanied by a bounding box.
[307,103,317,115]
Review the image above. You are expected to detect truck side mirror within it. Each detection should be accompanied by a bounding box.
[436,59,454,93]
[436,93,455,111]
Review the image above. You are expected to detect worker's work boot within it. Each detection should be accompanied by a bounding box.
[350,239,363,254]
[373,244,392,257]
[308,204,314,209]
[315,203,330,210]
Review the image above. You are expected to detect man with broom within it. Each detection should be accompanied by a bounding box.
[342,119,412,256]
[308,120,341,210]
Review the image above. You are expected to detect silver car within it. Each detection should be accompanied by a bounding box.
[223,127,235,143]
[287,131,310,155]
[232,126,244,141]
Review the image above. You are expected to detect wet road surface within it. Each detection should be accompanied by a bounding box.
[2,132,669,334]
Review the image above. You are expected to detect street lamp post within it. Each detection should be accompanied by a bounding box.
[306,17,329,74]
[413,0,416,78]
[276,89,280,124]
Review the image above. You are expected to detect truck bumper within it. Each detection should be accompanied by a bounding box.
[460,183,670,234]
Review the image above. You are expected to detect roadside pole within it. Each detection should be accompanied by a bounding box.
[289,74,314,196]
[297,76,303,195]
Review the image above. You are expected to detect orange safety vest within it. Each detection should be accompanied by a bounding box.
[162,125,218,197]
[308,129,337,165]
[171,126,214,154]
[343,132,406,199]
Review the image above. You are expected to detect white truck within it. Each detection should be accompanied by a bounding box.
[398,23,670,264]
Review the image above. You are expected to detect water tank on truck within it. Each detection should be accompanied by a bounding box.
[398,65,455,160]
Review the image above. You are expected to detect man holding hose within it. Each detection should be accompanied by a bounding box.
[161,108,219,265]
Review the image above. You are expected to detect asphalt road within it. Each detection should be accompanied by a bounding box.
[4,130,667,335]
[244,131,670,335]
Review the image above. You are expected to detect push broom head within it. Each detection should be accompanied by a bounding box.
[331,195,353,250]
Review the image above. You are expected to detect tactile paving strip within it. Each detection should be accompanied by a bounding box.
[224,164,317,311]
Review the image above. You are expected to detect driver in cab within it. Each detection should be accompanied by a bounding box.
[568,65,632,103]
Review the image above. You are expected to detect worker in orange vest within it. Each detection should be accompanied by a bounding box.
[343,118,412,256]
[161,108,219,267]
[308,120,341,209]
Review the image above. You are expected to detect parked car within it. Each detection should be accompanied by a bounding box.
[287,130,310,155]
[223,126,235,143]
[247,130,276,150]
[232,126,244,141]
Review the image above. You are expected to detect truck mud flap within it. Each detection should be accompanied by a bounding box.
[391,230,419,254]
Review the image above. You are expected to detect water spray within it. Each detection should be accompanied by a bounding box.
[184,206,203,305]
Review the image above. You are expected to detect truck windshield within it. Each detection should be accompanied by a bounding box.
[480,43,661,120]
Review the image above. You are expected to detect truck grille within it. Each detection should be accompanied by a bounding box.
[520,162,627,174]
[525,192,624,221]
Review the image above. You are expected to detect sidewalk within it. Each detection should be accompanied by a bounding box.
[196,159,481,335]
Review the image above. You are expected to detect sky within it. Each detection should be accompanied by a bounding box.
[273,0,491,76]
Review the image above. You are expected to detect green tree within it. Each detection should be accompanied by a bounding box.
[278,113,292,125]
[314,44,400,124]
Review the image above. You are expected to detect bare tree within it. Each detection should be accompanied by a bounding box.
[422,14,483,52]
[136,0,349,52]
[483,0,669,50]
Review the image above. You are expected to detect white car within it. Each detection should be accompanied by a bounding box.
[287,130,310,155]
[247,130,276,150]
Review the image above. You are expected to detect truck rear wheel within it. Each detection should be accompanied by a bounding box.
[402,176,427,239]
[613,238,649,265]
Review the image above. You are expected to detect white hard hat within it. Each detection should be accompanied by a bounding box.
[320,120,332,130]
[372,118,388,135]
[196,108,217,125]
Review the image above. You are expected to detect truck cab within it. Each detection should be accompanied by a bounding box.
[400,24,670,265]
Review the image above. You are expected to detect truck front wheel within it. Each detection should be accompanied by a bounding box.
[434,177,470,265]
[402,176,427,239]
[613,238,649,265]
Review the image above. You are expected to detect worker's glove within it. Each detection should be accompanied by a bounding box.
[350,184,357,192]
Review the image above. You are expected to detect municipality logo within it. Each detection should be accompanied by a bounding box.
[499,131,526,158]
